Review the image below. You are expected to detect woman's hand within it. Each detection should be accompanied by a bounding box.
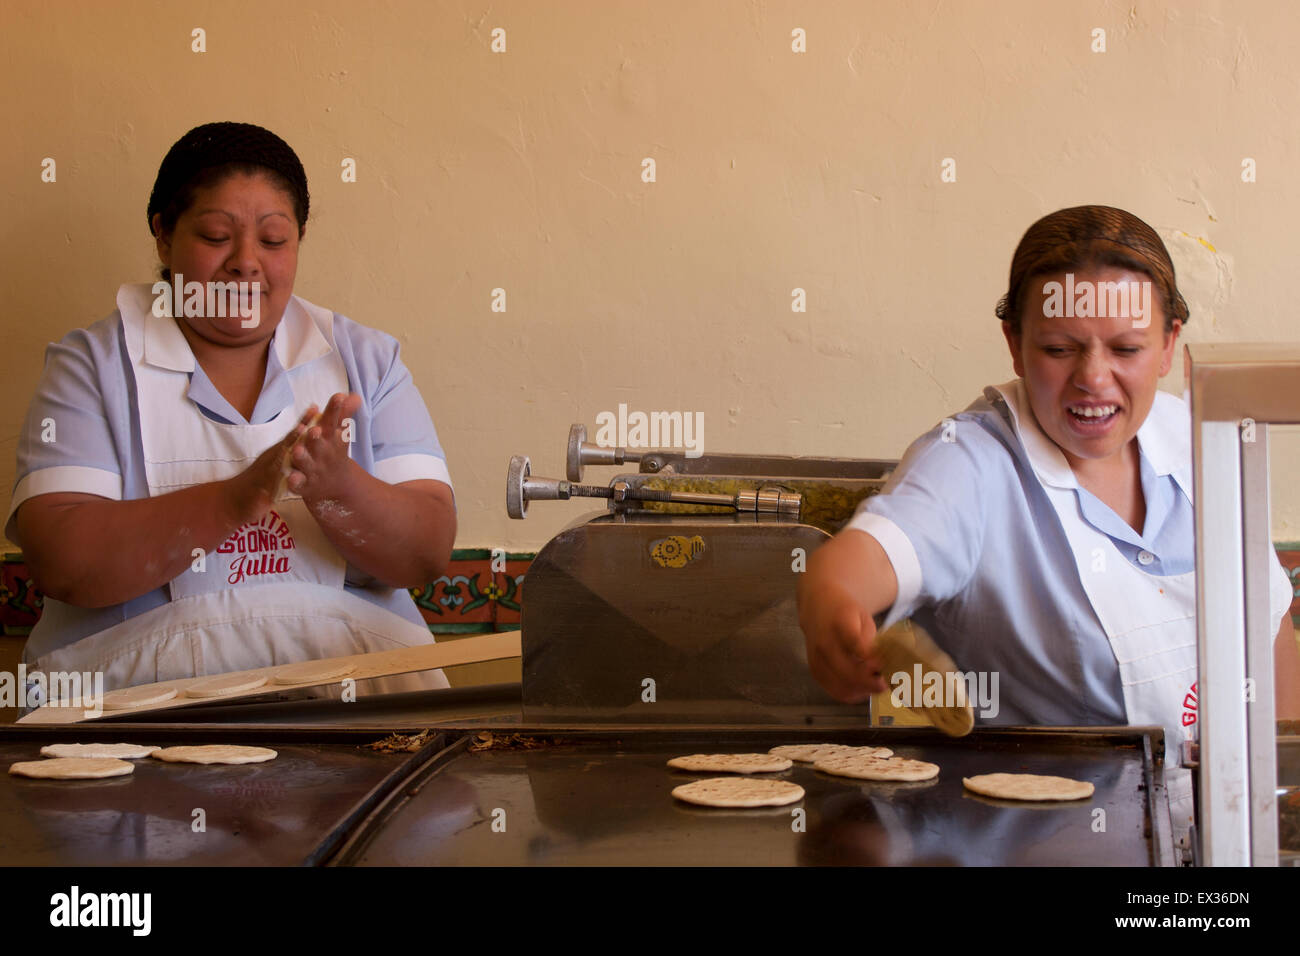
[224,407,320,525]
[796,529,900,703]
[284,393,363,503]
[278,392,455,587]
[799,580,884,704]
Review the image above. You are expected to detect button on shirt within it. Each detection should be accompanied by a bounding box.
[844,382,1293,729]
[6,298,453,661]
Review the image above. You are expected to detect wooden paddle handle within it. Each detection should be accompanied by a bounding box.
[19,631,522,725]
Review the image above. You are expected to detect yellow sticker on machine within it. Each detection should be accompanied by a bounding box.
[650,534,706,568]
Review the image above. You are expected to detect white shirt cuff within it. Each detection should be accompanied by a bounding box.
[373,454,453,490]
[6,466,123,528]
[842,510,923,632]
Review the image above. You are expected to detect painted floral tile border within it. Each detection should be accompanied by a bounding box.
[407,549,530,633]
[0,549,535,637]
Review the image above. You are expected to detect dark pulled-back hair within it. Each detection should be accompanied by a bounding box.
[995,205,1190,333]
[148,123,310,280]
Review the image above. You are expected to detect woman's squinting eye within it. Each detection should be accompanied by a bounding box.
[196,233,287,246]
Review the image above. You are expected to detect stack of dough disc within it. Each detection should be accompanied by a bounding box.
[962,773,1093,801]
[9,742,163,780]
[667,752,804,807]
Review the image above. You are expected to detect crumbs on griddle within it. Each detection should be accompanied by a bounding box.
[467,731,552,753]
[363,729,434,753]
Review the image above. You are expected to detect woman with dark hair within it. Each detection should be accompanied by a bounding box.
[6,122,456,695]
[798,205,1300,747]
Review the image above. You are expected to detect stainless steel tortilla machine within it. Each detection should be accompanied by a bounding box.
[504,423,897,725]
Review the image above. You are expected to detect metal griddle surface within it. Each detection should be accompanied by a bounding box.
[0,726,441,866]
[339,727,1169,866]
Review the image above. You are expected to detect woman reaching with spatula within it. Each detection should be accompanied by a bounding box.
[798,205,1300,749]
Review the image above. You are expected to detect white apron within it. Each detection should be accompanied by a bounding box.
[993,381,1198,847]
[35,284,447,697]
[993,381,1197,753]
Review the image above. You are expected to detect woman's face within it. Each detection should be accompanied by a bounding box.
[1002,265,1182,472]
[153,171,301,349]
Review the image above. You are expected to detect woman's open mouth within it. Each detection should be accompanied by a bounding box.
[1066,402,1120,432]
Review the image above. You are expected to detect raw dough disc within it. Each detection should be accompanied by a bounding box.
[102,686,178,710]
[838,745,895,759]
[9,757,135,779]
[672,777,805,808]
[271,660,356,685]
[40,743,159,760]
[152,745,277,765]
[769,744,893,763]
[667,753,792,773]
[814,753,940,781]
[962,773,1094,801]
[184,674,268,698]
[277,411,324,499]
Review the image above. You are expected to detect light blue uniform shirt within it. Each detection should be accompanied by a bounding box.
[6,301,453,661]
[846,382,1292,729]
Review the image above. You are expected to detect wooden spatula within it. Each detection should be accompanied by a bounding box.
[19,631,522,725]
[873,623,975,737]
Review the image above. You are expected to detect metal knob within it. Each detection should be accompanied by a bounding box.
[506,455,532,519]
[566,424,587,482]
[566,422,640,481]
[507,455,583,519]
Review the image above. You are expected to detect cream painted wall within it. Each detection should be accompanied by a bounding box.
[3,0,1300,553]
